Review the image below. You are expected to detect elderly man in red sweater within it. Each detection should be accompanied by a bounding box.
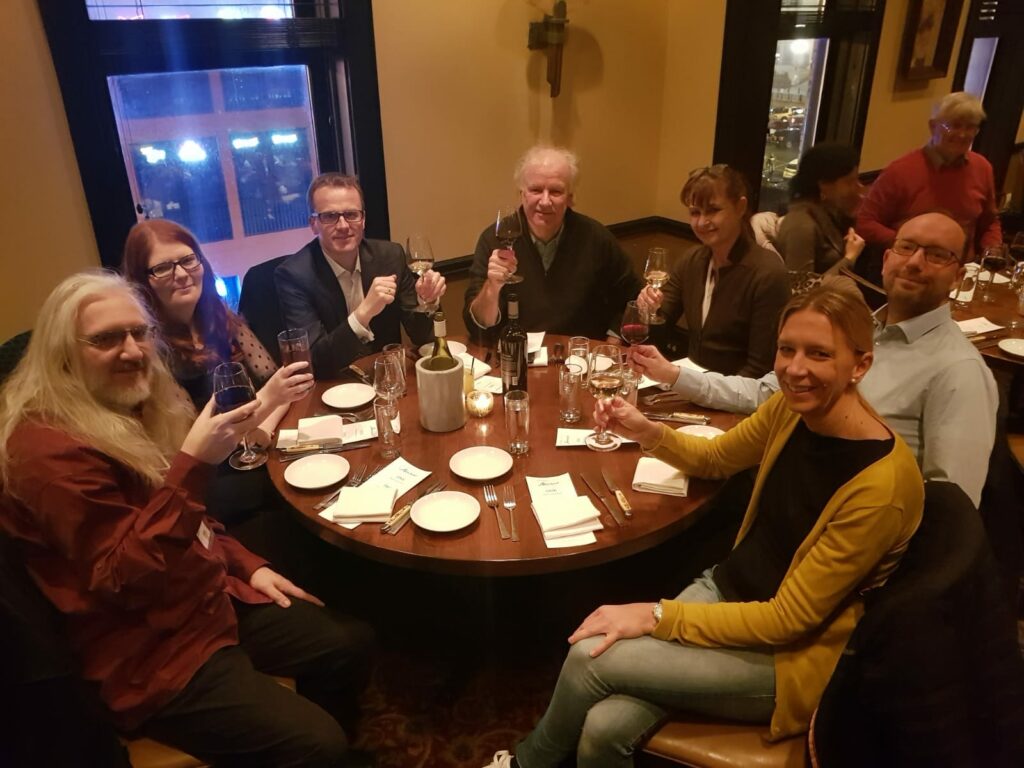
[856,92,1002,260]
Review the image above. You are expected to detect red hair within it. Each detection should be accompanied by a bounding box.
[121,219,242,369]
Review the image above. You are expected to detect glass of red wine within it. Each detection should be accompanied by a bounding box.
[212,361,266,471]
[620,300,650,371]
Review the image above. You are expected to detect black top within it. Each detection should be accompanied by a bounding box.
[714,421,893,603]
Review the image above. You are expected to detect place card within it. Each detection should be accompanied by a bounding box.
[525,473,603,549]
[526,472,577,499]
[555,428,636,447]
[362,457,430,497]
[473,375,504,394]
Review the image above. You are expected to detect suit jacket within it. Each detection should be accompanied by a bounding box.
[275,238,433,377]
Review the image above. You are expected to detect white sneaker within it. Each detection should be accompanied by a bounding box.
[481,750,514,768]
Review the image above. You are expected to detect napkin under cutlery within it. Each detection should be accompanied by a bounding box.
[631,456,690,497]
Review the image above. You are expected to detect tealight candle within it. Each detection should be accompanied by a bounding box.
[466,390,494,417]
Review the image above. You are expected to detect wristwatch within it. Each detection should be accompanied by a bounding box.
[652,601,663,624]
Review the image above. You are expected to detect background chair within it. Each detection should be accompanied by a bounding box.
[638,480,1024,768]
[0,330,31,386]
[238,255,288,365]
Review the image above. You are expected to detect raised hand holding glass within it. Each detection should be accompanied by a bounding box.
[212,362,266,471]
[495,206,524,284]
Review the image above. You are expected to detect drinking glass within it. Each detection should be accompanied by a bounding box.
[212,361,266,471]
[620,300,649,371]
[373,355,404,402]
[277,328,314,379]
[644,247,669,325]
[567,336,589,382]
[952,264,978,309]
[978,245,1008,303]
[1009,232,1024,268]
[373,397,402,459]
[558,363,583,423]
[505,390,530,455]
[406,234,438,313]
[382,342,407,396]
[585,344,624,452]
[495,206,524,284]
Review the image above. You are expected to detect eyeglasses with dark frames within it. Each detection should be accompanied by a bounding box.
[147,253,202,280]
[78,325,155,351]
[891,238,960,267]
[311,210,365,226]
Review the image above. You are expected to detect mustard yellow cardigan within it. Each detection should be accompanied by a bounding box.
[648,392,923,740]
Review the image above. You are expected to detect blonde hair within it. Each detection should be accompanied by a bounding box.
[0,271,195,490]
[932,92,986,125]
[514,145,580,191]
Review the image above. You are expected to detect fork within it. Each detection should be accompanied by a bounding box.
[502,484,519,542]
[313,463,365,511]
[483,484,511,540]
[642,391,687,406]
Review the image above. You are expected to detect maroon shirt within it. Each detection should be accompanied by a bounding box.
[0,421,271,730]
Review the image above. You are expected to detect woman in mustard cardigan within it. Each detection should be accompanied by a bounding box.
[483,286,924,768]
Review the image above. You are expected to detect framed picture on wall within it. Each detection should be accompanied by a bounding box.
[899,0,965,80]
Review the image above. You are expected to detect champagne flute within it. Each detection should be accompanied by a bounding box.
[585,344,624,452]
[212,362,266,471]
[373,355,404,403]
[644,247,669,325]
[496,206,524,284]
[620,300,649,372]
[406,234,437,314]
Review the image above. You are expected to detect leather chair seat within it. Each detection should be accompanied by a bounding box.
[640,718,806,768]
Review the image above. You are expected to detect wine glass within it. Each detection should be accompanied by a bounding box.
[212,362,266,471]
[373,355,404,402]
[495,206,524,284]
[620,300,649,371]
[585,344,624,452]
[644,247,668,325]
[406,234,437,314]
[979,245,1008,303]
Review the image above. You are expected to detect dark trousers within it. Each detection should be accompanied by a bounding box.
[141,600,373,767]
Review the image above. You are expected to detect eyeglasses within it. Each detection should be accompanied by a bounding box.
[891,238,960,267]
[938,121,980,136]
[311,210,365,226]
[78,324,155,351]
[147,253,202,280]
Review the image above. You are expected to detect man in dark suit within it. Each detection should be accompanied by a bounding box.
[276,173,446,377]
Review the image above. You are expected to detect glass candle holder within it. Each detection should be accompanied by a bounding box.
[466,390,494,417]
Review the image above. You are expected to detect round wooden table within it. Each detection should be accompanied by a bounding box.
[268,337,742,576]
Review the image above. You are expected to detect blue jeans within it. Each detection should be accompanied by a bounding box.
[515,570,776,768]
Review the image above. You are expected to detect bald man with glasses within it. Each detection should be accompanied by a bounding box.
[275,173,446,376]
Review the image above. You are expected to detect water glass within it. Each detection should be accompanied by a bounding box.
[558,363,583,423]
[374,355,404,402]
[567,336,589,381]
[277,328,314,378]
[382,342,407,396]
[1010,261,1024,292]
[619,368,639,406]
[374,397,402,459]
[505,390,530,455]
[951,264,978,309]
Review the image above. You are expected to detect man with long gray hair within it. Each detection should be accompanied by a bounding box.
[0,271,372,766]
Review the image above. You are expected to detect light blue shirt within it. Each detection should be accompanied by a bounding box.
[669,303,997,506]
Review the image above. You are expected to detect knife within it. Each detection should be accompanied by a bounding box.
[580,471,625,526]
[601,469,633,518]
[280,438,343,454]
[277,440,373,462]
[347,364,372,383]
[642,412,711,425]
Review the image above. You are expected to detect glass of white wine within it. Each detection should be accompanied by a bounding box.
[585,344,624,452]
[644,247,668,325]
[406,234,437,313]
[496,206,524,284]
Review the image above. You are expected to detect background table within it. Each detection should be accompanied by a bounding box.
[268,337,742,577]
[951,282,1024,369]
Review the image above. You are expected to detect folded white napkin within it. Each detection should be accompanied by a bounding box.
[527,332,545,353]
[322,486,397,527]
[455,352,491,379]
[956,317,1003,335]
[297,414,346,443]
[529,347,549,367]
[532,495,603,539]
[631,456,690,497]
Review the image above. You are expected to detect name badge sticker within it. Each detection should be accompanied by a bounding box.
[197,520,213,550]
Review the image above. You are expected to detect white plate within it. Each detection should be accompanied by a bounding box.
[410,491,480,533]
[283,454,350,490]
[676,424,725,440]
[321,383,375,409]
[448,446,514,481]
[997,338,1024,358]
[418,340,467,358]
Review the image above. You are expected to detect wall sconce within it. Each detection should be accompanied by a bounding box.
[528,0,568,97]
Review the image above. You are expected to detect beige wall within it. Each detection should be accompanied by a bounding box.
[0,0,100,340]
[859,0,971,172]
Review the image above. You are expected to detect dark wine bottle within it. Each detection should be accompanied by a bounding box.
[422,311,459,371]
[499,293,528,393]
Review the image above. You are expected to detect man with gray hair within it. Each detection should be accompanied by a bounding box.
[856,91,1002,258]
[464,145,642,338]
